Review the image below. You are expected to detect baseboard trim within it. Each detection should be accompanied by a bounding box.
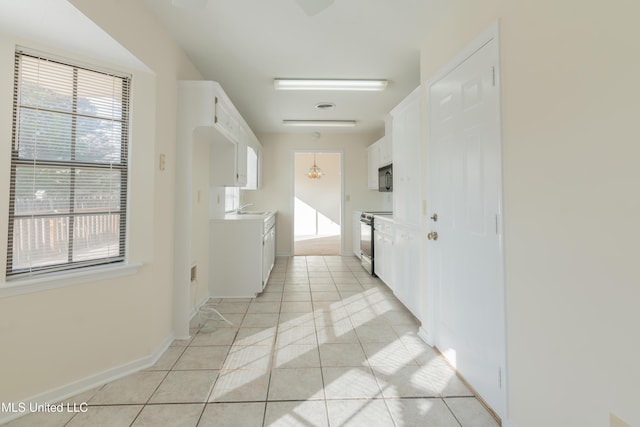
[417,326,434,346]
[416,330,504,427]
[0,334,174,424]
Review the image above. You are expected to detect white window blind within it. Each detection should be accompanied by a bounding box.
[6,51,130,278]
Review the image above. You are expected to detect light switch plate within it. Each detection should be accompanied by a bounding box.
[190,265,197,282]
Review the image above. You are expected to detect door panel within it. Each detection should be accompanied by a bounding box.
[392,88,422,227]
[427,37,506,418]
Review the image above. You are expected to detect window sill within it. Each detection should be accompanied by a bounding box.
[0,262,142,298]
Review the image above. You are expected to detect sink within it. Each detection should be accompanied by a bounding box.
[237,210,269,215]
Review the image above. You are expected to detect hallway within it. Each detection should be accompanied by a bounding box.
[294,234,341,256]
[7,256,499,426]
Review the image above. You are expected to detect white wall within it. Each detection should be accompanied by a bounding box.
[244,132,385,256]
[0,0,202,410]
[294,152,341,235]
[419,2,640,426]
[191,138,211,307]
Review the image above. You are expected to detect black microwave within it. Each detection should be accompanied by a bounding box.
[378,164,393,192]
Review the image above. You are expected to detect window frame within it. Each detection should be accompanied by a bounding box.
[6,49,132,280]
[225,187,240,213]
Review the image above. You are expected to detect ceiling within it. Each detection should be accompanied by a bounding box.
[0,0,149,72]
[143,0,440,135]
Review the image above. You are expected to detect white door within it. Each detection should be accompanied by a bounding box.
[427,32,506,417]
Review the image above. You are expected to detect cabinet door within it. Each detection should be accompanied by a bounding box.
[394,228,407,301]
[367,142,380,190]
[382,233,394,289]
[379,138,392,167]
[375,220,394,288]
[208,133,238,187]
[235,128,248,186]
[208,132,246,187]
[262,226,276,287]
[214,95,239,141]
[380,115,393,166]
[393,225,421,318]
[352,211,362,258]
[392,87,422,227]
[374,231,385,280]
[262,235,269,287]
[210,220,263,297]
[269,227,276,278]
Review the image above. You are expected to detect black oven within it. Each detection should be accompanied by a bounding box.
[360,211,392,275]
[360,213,374,274]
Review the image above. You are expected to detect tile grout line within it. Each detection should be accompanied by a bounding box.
[260,255,291,427]
[129,362,172,426]
[189,307,222,427]
[442,397,465,427]
[45,256,496,426]
[197,296,249,421]
[311,256,331,425]
[348,271,400,427]
[184,261,286,425]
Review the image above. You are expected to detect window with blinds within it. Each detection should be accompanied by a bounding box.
[6,50,130,278]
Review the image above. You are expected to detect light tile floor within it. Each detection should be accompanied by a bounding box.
[5,256,500,427]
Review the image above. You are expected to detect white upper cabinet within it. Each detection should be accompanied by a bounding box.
[214,94,240,142]
[235,126,248,186]
[367,140,380,190]
[379,115,393,166]
[178,80,261,187]
[391,86,422,227]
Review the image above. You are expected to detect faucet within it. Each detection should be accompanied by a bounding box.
[237,203,253,214]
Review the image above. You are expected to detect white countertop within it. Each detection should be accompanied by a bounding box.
[373,214,394,223]
[211,210,276,222]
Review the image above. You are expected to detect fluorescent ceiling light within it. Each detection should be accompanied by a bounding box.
[282,120,356,127]
[274,79,388,91]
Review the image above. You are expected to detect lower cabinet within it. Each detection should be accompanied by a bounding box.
[210,213,276,297]
[374,217,394,289]
[393,224,422,319]
[262,218,276,285]
[352,211,362,258]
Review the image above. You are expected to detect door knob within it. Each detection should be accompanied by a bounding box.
[427,232,439,241]
[430,213,438,222]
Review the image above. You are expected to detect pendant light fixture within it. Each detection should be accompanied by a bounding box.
[307,154,324,179]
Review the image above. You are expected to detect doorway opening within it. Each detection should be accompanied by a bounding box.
[293,151,342,255]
